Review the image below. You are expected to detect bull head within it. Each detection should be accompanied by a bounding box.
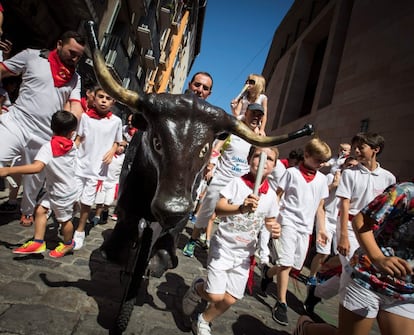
[85,21,314,228]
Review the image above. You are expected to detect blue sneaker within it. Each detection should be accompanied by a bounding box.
[306,276,318,286]
[183,239,196,257]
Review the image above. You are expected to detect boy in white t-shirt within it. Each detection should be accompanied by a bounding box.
[182,146,281,335]
[91,141,126,225]
[272,138,331,326]
[73,87,123,250]
[0,110,78,258]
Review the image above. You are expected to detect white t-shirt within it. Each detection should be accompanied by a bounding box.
[324,173,340,225]
[1,49,81,142]
[278,166,329,234]
[214,177,278,258]
[268,159,287,191]
[35,141,78,201]
[76,113,123,179]
[336,163,396,217]
[214,134,251,182]
[105,152,125,184]
[239,94,267,118]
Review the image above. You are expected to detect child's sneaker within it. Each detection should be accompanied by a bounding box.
[192,313,211,335]
[73,231,85,250]
[110,213,118,221]
[49,240,75,258]
[13,240,46,254]
[272,300,289,326]
[183,239,196,257]
[182,277,204,315]
[306,276,318,286]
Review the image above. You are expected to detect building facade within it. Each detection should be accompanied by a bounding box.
[263,0,413,181]
[2,0,206,114]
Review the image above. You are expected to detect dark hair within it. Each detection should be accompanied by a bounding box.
[351,132,385,155]
[190,71,213,90]
[51,110,78,136]
[59,31,86,46]
[288,148,304,161]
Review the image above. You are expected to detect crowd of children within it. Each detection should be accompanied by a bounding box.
[179,78,411,335]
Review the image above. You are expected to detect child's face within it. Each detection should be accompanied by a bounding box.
[304,152,327,171]
[352,143,379,164]
[116,143,126,155]
[339,144,351,156]
[93,90,115,114]
[249,148,276,179]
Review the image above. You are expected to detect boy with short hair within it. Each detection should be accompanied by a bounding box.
[182,146,281,335]
[336,133,396,276]
[272,137,331,326]
[0,110,79,257]
[73,87,123,250]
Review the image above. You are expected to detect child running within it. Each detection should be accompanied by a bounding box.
[73,86,123,250]
[182,146,281,335]
[0,110,78,257]
[272,137,331,326]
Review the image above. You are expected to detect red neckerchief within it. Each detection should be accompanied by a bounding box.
[86,107,113,119]
[128,126,138,137]
[48,49,75,87]
[50,136,73,157]
[241,172,269,194]
[280,158,289,168]
[299,163,317,183]
[80,97,88,113]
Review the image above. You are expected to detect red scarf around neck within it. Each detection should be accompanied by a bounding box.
[50,136,73,157]
[128,126,138,137]
[48,49,75,87]
[86,107,112,119]
[299,163,317,183]
[241,172,269,194]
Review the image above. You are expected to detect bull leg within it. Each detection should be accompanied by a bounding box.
[147,231,179,278]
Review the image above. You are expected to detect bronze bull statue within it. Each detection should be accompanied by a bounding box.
[84,20,313,270]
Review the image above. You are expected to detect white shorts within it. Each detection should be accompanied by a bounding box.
[275,225,310,270]
[316,218,337,255]
[205,236,250,300]
[95,182,118,206]
[39,193,76,222]
[339,273,414,319]
[75,176,99,207]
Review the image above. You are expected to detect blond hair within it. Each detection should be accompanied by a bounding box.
[304,138,331,161]
[246,74,266,102]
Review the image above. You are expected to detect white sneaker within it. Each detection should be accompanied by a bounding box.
[192,314,211,335]
[73,231,85,250]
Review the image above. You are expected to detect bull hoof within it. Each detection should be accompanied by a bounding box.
[148,249,179,278]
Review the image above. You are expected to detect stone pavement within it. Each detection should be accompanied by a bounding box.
[0,192,381,335]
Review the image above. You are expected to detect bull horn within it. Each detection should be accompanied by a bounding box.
[231,120,314,146]
[84,21,140,107]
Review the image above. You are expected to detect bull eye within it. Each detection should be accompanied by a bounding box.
[153,136,162,153]
[199,143,210,158]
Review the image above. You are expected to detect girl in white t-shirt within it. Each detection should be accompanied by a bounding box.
[182,146,281,335]
[230,74,268,136]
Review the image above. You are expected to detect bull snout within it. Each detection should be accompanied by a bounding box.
[151,196,193,229]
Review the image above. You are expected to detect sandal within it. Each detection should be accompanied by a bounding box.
[20,214,34,227]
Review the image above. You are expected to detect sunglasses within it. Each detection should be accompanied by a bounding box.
[193,82,211,91]
[246,79,256,85]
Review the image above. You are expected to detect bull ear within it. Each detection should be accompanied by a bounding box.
[230,119,314,146]
[84,21,141,108]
